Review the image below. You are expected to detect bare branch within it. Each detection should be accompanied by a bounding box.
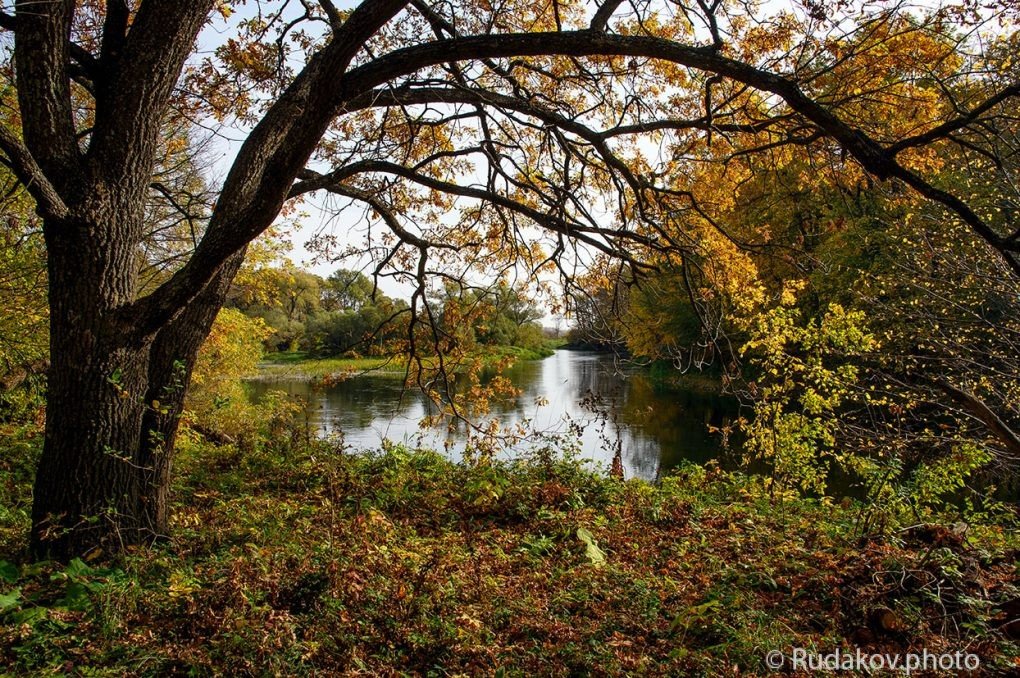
[937,380,1020,459]
[337,31,1016,273]
[128,17,1020,341]
[90,1,216,187]
[317,0,344,29]
[122,0,413,341]
[888,81,1020,155]
[301,160,662,267]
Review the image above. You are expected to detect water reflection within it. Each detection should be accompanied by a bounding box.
[246,350,737,480]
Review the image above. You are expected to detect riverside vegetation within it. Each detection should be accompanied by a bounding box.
[2,191,1019,675]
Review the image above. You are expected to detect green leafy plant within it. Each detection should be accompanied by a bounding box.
[740,286,877,496]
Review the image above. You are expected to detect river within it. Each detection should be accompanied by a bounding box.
[247,350,737,480]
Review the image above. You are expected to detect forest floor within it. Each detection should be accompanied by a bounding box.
[0,427,1017,675]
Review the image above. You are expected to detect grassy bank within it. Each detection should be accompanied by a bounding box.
[482,341,560,362]
[256,352,406,380]
[257,342,562,380]
[1,429,1016,675]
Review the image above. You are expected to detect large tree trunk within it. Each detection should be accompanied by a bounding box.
[8,0,269,561]
[29,204,240,560]
[31,205,152,557]
[14,0,406,560]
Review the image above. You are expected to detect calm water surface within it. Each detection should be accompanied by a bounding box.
[247,350,737,480]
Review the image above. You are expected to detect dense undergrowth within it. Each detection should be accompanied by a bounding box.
[1,416,1017,676]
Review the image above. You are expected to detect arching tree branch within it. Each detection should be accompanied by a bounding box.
[127,21,1020,345]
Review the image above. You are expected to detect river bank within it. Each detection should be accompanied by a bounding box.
[254,341,565,381]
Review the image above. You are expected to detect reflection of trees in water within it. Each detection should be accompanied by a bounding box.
[571,355,627,401]
[572,375,671,480]
[622,436,661,480]
[249,376,426,435]
[247,352,738,479]
[568,360,738,478]
[620,376,736,465]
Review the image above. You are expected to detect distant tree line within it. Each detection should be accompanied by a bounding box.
[228,266,549,358]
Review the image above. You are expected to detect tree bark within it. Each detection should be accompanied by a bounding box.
[31,200,150,557]
[28,203,241,559]
[14,0,219,560]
